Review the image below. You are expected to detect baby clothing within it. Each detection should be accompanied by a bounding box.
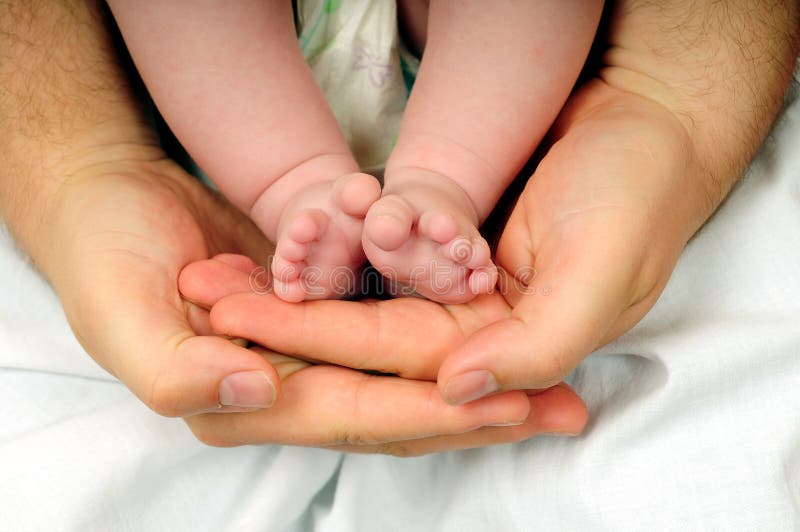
[296,0,419,172]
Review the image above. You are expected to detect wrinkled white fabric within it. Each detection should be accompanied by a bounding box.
[1,63,798,532]
[297,0,417,172]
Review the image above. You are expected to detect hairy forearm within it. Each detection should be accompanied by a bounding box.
[602,0,800,210]
[0,0,158,264]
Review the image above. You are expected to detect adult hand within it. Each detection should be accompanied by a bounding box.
[186,0,799,412]
[0,0,588,453]
[180,256,587,454]
[47,157,289,415]
[3,3,278,415]
[52,158,589,455]
[436,81,701,402]
[436,0,799,403]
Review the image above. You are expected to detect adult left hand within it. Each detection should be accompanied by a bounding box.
[435,0,799,404]
[437,80,703,404]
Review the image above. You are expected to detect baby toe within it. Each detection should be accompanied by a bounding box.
[418,211,460,244]
[444,237,474,264]
[272,278,308,303]
[465,237,492,270]
[468,266,498,295]
[364,195,414,251]
[287,209,330,244]
[334,173,382,218]
[276,236,308,263]
[271,255,303,283]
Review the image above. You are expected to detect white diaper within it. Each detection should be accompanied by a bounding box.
[296,0,419,172]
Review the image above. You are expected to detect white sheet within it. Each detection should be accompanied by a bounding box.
[1,66,798,530]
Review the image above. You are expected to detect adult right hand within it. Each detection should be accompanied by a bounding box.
[45,155,285,416]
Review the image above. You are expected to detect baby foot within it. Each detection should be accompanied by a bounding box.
[271,173,381,302]
[362,174,498,304]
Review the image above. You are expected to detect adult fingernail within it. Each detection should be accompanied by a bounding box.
[219,371,276,408]
[444,370,499,405]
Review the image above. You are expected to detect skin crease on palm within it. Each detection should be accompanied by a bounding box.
[2,0,797,455]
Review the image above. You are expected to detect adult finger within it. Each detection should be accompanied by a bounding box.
[185,363,536,447]
[334,383,588,456]
[437,197,643,404]
[70,275,282,416]
[181,255,511,379]
[179,254,265,308]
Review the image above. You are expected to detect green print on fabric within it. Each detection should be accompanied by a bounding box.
[299,0,340,53]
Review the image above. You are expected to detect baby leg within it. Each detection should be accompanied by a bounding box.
[109,0,380,301]
[364,0,603,303]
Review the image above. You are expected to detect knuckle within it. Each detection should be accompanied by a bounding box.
[330,426,372,447]
[328,421,383,448]
[506,318,570,388]
[141,370,184,418]
[533,353,570,388]
[504,423,539,444]
[371,443,414,458]
[186,419,238,448]
[524,333,582,388]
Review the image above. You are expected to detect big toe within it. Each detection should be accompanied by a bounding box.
[364,195,415,251]
[334,173,382,218]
